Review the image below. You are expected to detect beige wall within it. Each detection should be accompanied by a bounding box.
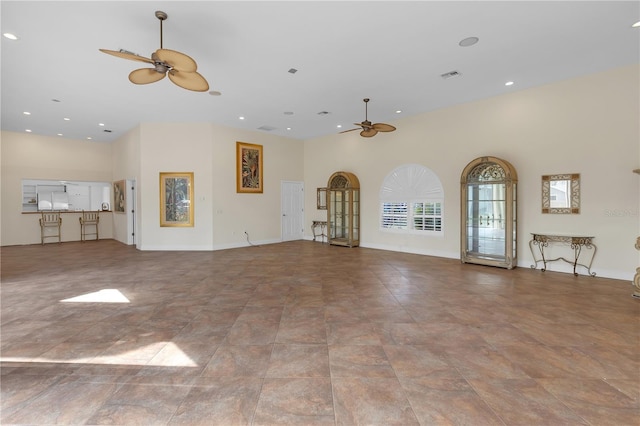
[129,122,304,250]
[305,64,640,280]
[2,65,637,280]
[111,126,141,244]
[1,122,304,250]
[0,132,114,244]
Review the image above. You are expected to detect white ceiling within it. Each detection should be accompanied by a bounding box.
[1,1,638,143]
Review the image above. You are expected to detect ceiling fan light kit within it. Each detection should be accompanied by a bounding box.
[99,10,209,92]
[340,98,397,138]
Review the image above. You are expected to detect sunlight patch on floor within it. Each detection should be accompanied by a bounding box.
[60,288,130,303]
[1,342,198,367]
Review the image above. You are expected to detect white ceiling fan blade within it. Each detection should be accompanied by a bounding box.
[99,49,153,64]
[129,68,166,85]
[168,70,209,92]
[156,49,197,72]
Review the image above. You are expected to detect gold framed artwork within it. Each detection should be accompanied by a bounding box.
[160,172,194,227]
[113,180,126,213]
[236,141,263,193]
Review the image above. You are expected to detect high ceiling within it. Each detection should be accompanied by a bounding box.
[1,1,638,143]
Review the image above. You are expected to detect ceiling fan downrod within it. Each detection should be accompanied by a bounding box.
[155,10,167,49]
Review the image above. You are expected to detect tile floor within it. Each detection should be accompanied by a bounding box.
[1,240,638,425]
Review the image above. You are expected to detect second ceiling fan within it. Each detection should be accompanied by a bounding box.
[99,10,209,92]
[341,98,396,137]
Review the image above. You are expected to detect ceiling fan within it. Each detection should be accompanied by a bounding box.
[99,11,209,92]
[340,98,396,137]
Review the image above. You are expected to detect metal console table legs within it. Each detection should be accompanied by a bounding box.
[312,221,327,243]
[529,233,597,277]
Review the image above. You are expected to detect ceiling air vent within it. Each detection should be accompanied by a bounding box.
[441,70,461,79]
[257,125,277,131]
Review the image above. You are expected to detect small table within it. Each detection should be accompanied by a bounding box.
[312,221,327,243]
[529,233,597,276]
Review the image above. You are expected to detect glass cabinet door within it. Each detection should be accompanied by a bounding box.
[466,182,506,259]
[352,189,359,243]
[327,172,360,247]
[460,157,517,269]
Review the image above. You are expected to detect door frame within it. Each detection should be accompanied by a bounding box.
[280,180,304,241]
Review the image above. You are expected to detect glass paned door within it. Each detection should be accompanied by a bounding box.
[327,171,360,247]
[466,183,506,259]
[352,190,359,241]
[460,157,517,269]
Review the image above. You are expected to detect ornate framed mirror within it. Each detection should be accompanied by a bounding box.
[317,187,327,210]
[542,173,580,214]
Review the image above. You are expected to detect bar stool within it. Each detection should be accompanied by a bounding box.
[79,210,99,241]
[39,211,62,245]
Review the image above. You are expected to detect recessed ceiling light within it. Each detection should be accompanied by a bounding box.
[52,99,61,103]
[23,111,31,115]
[3,33,18,40]
[395,110,402,114]
[239,116,245,120]
[57,133,63,136]
[63,117,70,121]
[208,90,222,96]
[25,129,32,133]
[505,81,514,86]
[633,21,640,28]
[286,127,291,130]
[288,68,298,74]
[459,36,479,47]
[86,137,92,140]
[99,123,105,126]
[337,125,342,129]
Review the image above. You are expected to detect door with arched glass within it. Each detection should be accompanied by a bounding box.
[460,156,517,269]
[327,171,360,247]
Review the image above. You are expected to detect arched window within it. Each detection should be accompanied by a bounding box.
[379,164,444,235]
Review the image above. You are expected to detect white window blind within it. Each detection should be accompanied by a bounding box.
[379,164,445,235]
[413,202,442,231]
[381,202,408,229]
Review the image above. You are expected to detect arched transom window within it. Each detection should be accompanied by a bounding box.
[379,164,444,234]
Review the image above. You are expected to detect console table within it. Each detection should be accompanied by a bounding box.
[311,221,327,243]
[529,233,597,276]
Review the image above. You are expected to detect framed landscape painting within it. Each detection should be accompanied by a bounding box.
[236,141,263,193]
[160,172,194,227]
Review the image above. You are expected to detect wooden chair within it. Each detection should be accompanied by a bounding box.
[39,211,62,245]
[79,210,99,241]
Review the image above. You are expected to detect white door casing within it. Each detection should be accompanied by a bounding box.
[281,181,304,241]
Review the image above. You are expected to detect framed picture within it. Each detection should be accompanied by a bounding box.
[317,187,327,210]
[236,141,263,193]
[160,172,194,227]
[113,180,126,213]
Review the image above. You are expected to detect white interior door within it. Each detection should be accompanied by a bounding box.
[281,181,304,241]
